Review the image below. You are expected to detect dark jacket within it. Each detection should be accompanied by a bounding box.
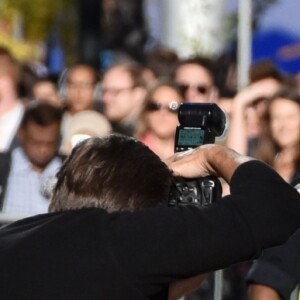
[246,168,300,300]
[0,161,300,300]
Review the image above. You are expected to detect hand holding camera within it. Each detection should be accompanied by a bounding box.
[167,103,244,207]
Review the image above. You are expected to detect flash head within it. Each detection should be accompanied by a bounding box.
[175,103,228,152]
[178,103,227,137]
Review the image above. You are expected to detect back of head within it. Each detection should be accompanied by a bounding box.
[50,135,172,213]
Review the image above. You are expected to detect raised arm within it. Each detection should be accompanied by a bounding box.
[225,78,280,155]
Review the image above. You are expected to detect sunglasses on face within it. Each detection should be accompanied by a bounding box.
[146,101,180,113]
[178,83,211,95]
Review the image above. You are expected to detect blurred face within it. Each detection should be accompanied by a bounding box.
[146,86,182,139]
[102,67,138,123]
[20,121,60,172]
[270,98,300,148]
[175,64,214,103]
[66,67,96,114]
[0,55,20,84]
[33,81,61,107]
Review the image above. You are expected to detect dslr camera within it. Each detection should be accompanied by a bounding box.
[168,103,227,207]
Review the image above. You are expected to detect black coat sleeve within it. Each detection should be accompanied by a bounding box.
[108,160,300,289]
[246,228,300,300]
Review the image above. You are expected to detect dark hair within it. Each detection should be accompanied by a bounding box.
[249,59,284,83]
[174,55,216,84]
[49,135,173,213]
[0,46,14,60]
[20,101,63,129]
[34,76,58,87]
[257,86,300,171]
[145,48,179,79]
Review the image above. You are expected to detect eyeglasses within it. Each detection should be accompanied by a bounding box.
[178,83,211,95]
[102,86,135,97]
[67,81,96,90]
[146,101,180,113]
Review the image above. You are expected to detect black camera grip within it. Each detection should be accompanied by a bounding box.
[168,176,222,207]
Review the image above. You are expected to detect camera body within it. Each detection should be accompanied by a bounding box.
[168,103,227,207]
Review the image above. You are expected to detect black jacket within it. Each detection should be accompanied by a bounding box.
[0,161,300,300]
[246,168,300,300]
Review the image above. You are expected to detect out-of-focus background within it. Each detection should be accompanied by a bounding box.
[1,0,300,78]
[1,2,300,299]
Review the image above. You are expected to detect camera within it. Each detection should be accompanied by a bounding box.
[168,103,227,207]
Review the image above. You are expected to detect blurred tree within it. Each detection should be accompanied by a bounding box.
[0,0,78,64]
[0,0,74,41]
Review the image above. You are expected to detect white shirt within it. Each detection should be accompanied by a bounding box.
[2,147,62,216]
[0,102,24,152]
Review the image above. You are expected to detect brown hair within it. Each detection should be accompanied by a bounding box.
[49,134,172,213]
[174,55,216,85]
[257,86,300,170]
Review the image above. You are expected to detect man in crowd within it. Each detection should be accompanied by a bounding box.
[174,56,219,103]
[0,134,300,299]
[101,62,147,136]
[0,102,63,216]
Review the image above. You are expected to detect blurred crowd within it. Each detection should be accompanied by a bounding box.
[0,44,300,299]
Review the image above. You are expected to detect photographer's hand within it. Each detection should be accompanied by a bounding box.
[165,144,253,183]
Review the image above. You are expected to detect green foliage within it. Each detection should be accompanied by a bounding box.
[0,0,75,41]
[0,0,78,63]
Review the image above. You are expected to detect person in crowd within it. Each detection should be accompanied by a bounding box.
[0,102,63,216]
[143,48,179,83]
[0,134,300,299]
[225,60,285,157]
[58,63,106,148]
[101,62,147,136]
[0,47,24,152]
[174,55,219,104]
[246,87,300,300]
[59,64,102,114]
[32,76,62,107]
[135,79,183,159]
[254,86,300,184]
[244,87,300,300]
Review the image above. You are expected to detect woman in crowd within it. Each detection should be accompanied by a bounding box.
[245,86,300,300]
[135,79,184,159]
[256,86,300,184]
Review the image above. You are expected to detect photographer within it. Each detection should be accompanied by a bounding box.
[0,134,300,300]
